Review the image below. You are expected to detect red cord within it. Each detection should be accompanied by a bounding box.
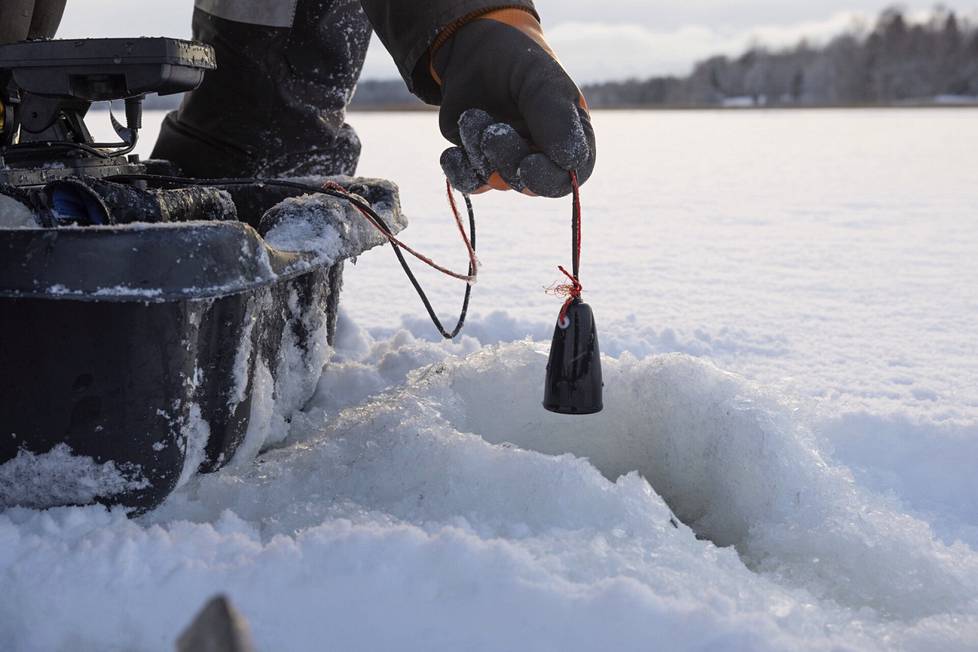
[555,171,583,324]
[321,180,478,283]
[322,171,583,327]
[445,179,480,269]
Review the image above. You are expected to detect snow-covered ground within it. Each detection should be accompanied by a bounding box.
[3,109,977,650]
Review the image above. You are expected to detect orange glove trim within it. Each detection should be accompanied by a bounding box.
[480,10,591,113]
[428,8,591,111]
[480,8,556,61]
[428,5,537,86]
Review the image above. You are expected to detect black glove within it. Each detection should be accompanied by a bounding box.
[432,9,596,198]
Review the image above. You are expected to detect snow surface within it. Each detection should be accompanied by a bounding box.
[2,109,975,650]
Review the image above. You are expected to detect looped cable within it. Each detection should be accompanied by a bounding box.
[321,178,478,339]
[322,180,477,284]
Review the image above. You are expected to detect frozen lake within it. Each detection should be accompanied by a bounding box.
[350,109,978,419]
[347,109,978,547]
[7,108,977,650]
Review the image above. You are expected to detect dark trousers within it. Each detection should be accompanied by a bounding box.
[0,0,66,44]
[0,0,372,178]
[152,0,373,178]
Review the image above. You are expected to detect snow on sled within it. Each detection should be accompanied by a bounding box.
[0,38,406,513]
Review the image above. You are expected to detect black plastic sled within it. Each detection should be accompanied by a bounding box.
[0,177,406,513]
[0,37,406,513]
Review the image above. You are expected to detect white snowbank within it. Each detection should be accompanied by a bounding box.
[818,414,978,547]
[2,319,976,651]
[6,110,977,650]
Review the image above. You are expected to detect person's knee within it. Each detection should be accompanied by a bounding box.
[29,0,66,38]
[0,0,66,45]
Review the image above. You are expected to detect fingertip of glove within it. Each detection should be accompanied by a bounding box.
[459,108,495,129]
[519,153,574,198]
[550,119,591,171]
[482,123,529,161]
[481,123,530,190]
[457,109,495,176]
[441,147,485,195]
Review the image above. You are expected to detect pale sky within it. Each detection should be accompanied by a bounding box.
[60,1,978,83]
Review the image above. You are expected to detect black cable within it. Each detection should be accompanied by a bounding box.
[388,193,474,339]
[105,173,475,340]
[5,133,139,159]
[6,141,113,159]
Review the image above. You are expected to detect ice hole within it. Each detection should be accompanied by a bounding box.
[436,344,976,619]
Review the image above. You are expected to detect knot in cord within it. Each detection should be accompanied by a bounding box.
[554,265,582,324]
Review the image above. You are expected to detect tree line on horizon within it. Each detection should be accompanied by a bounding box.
[584,6,978,108]
[140,6,978,111]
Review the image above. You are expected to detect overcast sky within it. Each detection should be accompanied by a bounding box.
[61,1,978,83]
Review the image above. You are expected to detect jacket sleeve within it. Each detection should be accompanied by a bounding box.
[359,0,538,105]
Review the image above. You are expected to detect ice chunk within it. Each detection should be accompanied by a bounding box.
[0,444,149,509]
[0,193,38,229]
[262,177,407,266]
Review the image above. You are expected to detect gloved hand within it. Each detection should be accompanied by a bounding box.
[431,8,595,198]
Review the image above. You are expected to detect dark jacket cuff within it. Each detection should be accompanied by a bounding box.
[360,0,538,105]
